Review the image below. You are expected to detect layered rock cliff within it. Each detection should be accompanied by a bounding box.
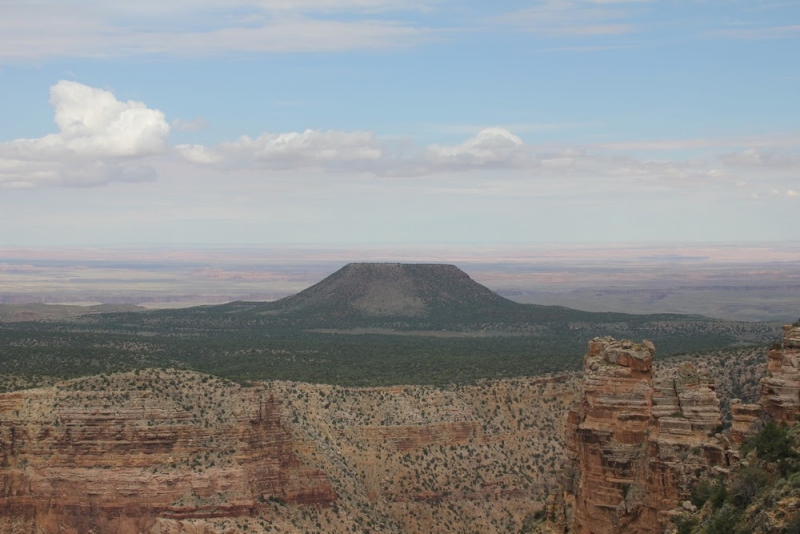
[0,369,580,533]
[653,323,800,534]
[727,324,800,445]
[563,338,730,534]
[760,324,800,423]
[0,370,335,533]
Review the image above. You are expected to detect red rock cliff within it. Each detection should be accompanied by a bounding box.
[728,324,800,446]
[761,324,800,423]
[0,370,335,533]
[564,338,730,534]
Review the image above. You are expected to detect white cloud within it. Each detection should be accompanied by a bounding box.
[174,125,800,196]
[176,144,222,165]
[595,133,800,152]
[177,127,535,175]
[178,129,383,170]
[228,130,383,162]
[5,81,799,198]
[426,128,526,167]
[606,159,730,187]
[0,81,168,188]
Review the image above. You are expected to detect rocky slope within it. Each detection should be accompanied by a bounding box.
[727,323,800,445]
[265,262,515,319]
[664,323,800,534]
[0,369,579,533]
[533,324,798,534]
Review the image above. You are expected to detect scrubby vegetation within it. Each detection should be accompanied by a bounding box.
[676,421,800,533]
[0,302,780,390]
[0,265,782,388]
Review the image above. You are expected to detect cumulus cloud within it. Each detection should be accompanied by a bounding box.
[176,127,537,176]
[426,128,526,167]
[174,125,798,192]
[6,81,798,198]
[0,81,169,188]
[176,144,222,165]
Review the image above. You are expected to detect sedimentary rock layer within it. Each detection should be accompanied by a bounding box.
[0,369,580,533]
[565,338,729,534]
[0,373,335,533]
[761,324,800,423]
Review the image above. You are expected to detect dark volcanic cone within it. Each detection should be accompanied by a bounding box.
[269,263,520,321]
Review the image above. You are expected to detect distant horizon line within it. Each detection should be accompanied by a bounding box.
[2,241,800,265]
[3,240,800,249]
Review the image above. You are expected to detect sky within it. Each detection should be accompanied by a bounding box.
[1,0,799,247]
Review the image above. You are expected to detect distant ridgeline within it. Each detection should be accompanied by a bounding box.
[0,263,783,387]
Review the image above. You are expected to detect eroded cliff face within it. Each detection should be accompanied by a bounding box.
[565,338,655,533]
[0,370,335,533]
[0,369,580,533]
[564,338,731,534]
[0,334,778,534]
[760,324,800,423]
[726,324,800,446]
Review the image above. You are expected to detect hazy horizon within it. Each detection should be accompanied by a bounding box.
[2,242,799,321]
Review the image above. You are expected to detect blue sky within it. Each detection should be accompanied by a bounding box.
[0,0,799,246]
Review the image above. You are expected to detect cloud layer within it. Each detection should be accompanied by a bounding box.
[0,81,169,188]
[2,80,799,202]
[178,129,383,169]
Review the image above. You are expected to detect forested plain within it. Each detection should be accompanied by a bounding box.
[0,296,782,391]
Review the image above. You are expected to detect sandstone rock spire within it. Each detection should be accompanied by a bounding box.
[564,337,729,534]
[760,323,800,423]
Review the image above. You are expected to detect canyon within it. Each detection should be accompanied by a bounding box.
[536,323,800,534]
[0,369,577,533]
[0,320,791,532]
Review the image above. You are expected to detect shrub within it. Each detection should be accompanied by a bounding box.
[709,480,728,510]
[704,505,744,534]
[672,515,697,534]
[741,421,797,464]
[729,466,771,509]
[690,479,713,508]
[786,512,800,534]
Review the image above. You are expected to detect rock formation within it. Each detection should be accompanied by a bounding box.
[0,368,580,533]
[760,324,800,423]
[0,371,335,533]
[729,399,763,445]
[564,337,730,534]
[564,337,656,533]
[726,324,800,445]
